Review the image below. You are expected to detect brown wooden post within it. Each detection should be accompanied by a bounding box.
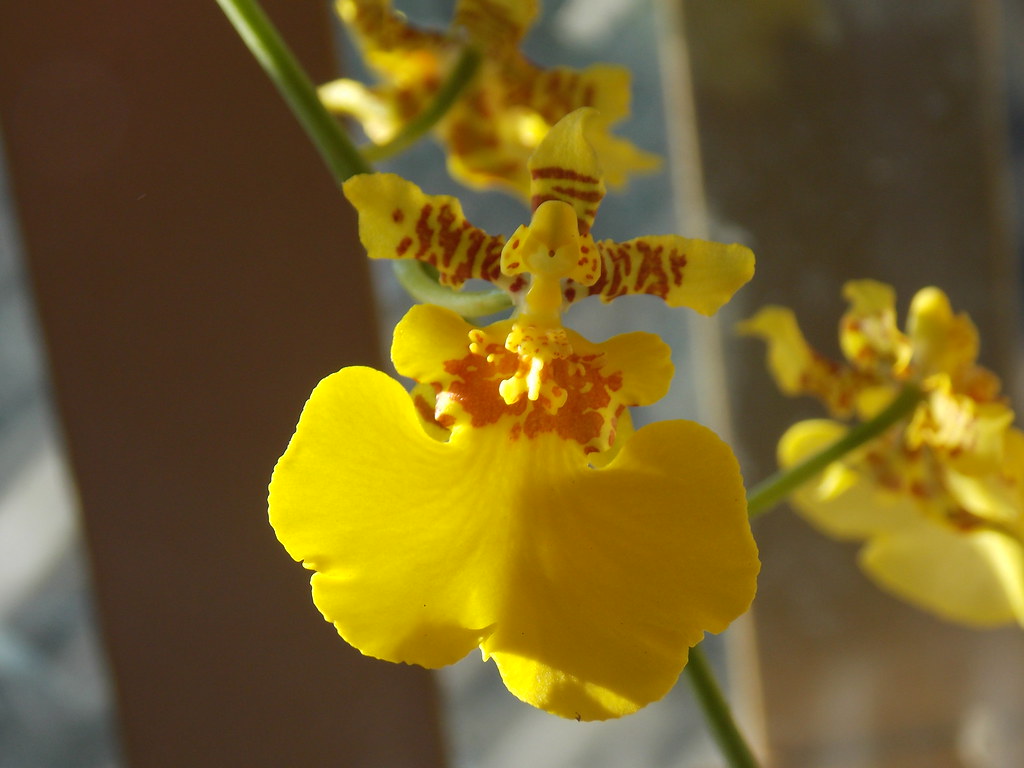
[0,0,446,765]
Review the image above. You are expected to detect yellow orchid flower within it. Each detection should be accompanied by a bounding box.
[269,110,759,720]
[319,0,660,197]
[742,280,1024,628]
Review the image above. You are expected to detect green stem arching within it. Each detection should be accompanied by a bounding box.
[392,261,512,318]
[363,46,484,162]
[746,384,925,520]
[216,0,372,182]
[685,645,760,768]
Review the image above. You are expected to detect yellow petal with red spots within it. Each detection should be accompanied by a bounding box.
[906,286,980,380]
[343,173,510,290]
[739,306,860,415]
[567,234,753,314]
[324,5,659,197]
[839,280,911,376]
[441,65,658,198]
[268,366,759,720]
[527,108,606,235]
[514,64,661,189]
[338,0,448,79]
[390,304,672,455]
[454,0,539,48]
[441,95,538,195]
[523,64,631,126]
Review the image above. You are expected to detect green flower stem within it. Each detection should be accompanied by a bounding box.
[216,0,372,182]
[746,384,925,520]
[686,645,760,768]
[216,0,508,314]
[364,46,484,162]
[392,261,512,318]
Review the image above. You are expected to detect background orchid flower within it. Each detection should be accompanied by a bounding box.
[742,280,1024,627]
[319,0,659,197]
[269,109,759,720]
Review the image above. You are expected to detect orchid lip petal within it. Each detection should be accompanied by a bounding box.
[270,364,759,720]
